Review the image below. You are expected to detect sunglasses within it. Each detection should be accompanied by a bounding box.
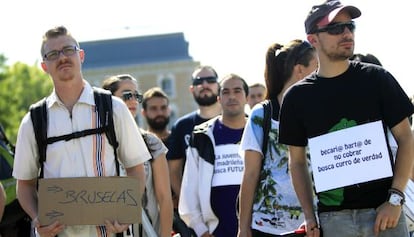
[192,76,217,86]
[295,41,313,64]
[314,21,355,35]
[122,91,143,103]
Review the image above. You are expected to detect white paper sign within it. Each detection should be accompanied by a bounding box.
[212,144,244,187]
[309,121,392,193]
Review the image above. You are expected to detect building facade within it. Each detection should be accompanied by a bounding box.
[80,32,200,128]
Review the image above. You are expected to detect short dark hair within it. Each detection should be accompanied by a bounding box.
[350,53,382,66]
[142,87,169,110]
[41,26,79,56]
[219,73,249,96]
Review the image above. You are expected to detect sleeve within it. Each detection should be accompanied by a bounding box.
[112,97,151,168]
[240,106,264,155]
[166,120,185,160]
[178,137,209,236]
[12,113,40,180]
[142,132,168,159]
[377,68,414,128]
[279,88,308,146]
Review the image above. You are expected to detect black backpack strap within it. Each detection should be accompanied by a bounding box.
[29,98,48,179]
[261,100,273,156]
[93,87,120,175]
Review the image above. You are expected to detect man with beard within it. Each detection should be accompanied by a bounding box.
[179,74,248,237]
[278,1,414,236]
[141,87,171,145]
[167,65,222,237]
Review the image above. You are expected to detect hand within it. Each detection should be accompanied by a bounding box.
[374,202,402,236]
[201,231,214,237]
[237,228,252,237]
[33,217,65,237]
[104,220,130,234]
[304,219,320,237]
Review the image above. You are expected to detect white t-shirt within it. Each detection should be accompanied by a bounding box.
[239,104,304,235]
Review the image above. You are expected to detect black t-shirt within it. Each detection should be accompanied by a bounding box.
[166,111,210,161]
[279,61,414,212]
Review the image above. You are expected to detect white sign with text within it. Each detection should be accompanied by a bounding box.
[309,121,392,193]
[212,144,244,187]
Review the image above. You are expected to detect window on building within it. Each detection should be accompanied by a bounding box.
[158,74,175,98]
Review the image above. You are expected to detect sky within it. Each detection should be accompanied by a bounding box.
[2,0,413,96]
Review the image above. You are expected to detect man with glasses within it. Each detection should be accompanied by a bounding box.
[278,1,414,237]
[12,26,151,237]
[167,65,222,237]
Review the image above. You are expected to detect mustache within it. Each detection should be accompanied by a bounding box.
[339,39,354,44]
[57,58,72,68]
[154,115,168,121]
[200,88,213,93]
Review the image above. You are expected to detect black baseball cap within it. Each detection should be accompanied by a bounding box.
[305,0,361,34]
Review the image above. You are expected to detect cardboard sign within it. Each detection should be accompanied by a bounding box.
[38,177,142,226]
[308,121,393,193]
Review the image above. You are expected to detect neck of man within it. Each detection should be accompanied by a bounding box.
[220,114,246,129]
[198,102,222,119]
[148,128,170,142]
[317,56,350,78]
[54,78,85,113]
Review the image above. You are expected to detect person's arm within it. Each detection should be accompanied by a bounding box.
[126,163,146,203]
[288,145,320,237]
[17,179,65,236]
[237,150,261,237]
[375,118,414,235]
[168,158,184,208]
[179,146,209,237]
[152,154,174,237]
[0,183,5,221]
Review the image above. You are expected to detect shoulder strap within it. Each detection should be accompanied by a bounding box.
[93,87,120,175]
[261,100,273,156]
[0,124,15,153]
[29,98,48,179]
[30,89,121,177]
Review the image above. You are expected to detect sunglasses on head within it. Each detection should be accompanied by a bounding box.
[122,91,143,103]
[314,21,356,35]
[295,41,313,64]
[192,76,217,86]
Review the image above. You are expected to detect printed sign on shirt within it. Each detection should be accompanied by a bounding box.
[309,121,393,193]
[212,144,244,187]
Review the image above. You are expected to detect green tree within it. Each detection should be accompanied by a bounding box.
[0,56,52,143]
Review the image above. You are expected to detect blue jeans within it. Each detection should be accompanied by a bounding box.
[319,208,409,237]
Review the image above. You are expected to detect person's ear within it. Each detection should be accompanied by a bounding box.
[79,49,85,63]
[40,62,48,73]
[307,35,317,45]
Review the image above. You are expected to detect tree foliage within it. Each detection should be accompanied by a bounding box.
[0,56,53,143]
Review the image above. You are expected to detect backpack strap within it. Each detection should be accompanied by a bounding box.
[93,87,120,175]
[261,99,273,156]
[0,124,15,153]
[29,98,48,179]
[29,88,121,178]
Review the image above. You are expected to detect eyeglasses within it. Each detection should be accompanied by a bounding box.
[43,45,80,61]
[122,91,143,103]
[313,21,356,35]
[192,76,217,86]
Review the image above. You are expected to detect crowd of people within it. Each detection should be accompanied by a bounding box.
[5,0,414,237]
